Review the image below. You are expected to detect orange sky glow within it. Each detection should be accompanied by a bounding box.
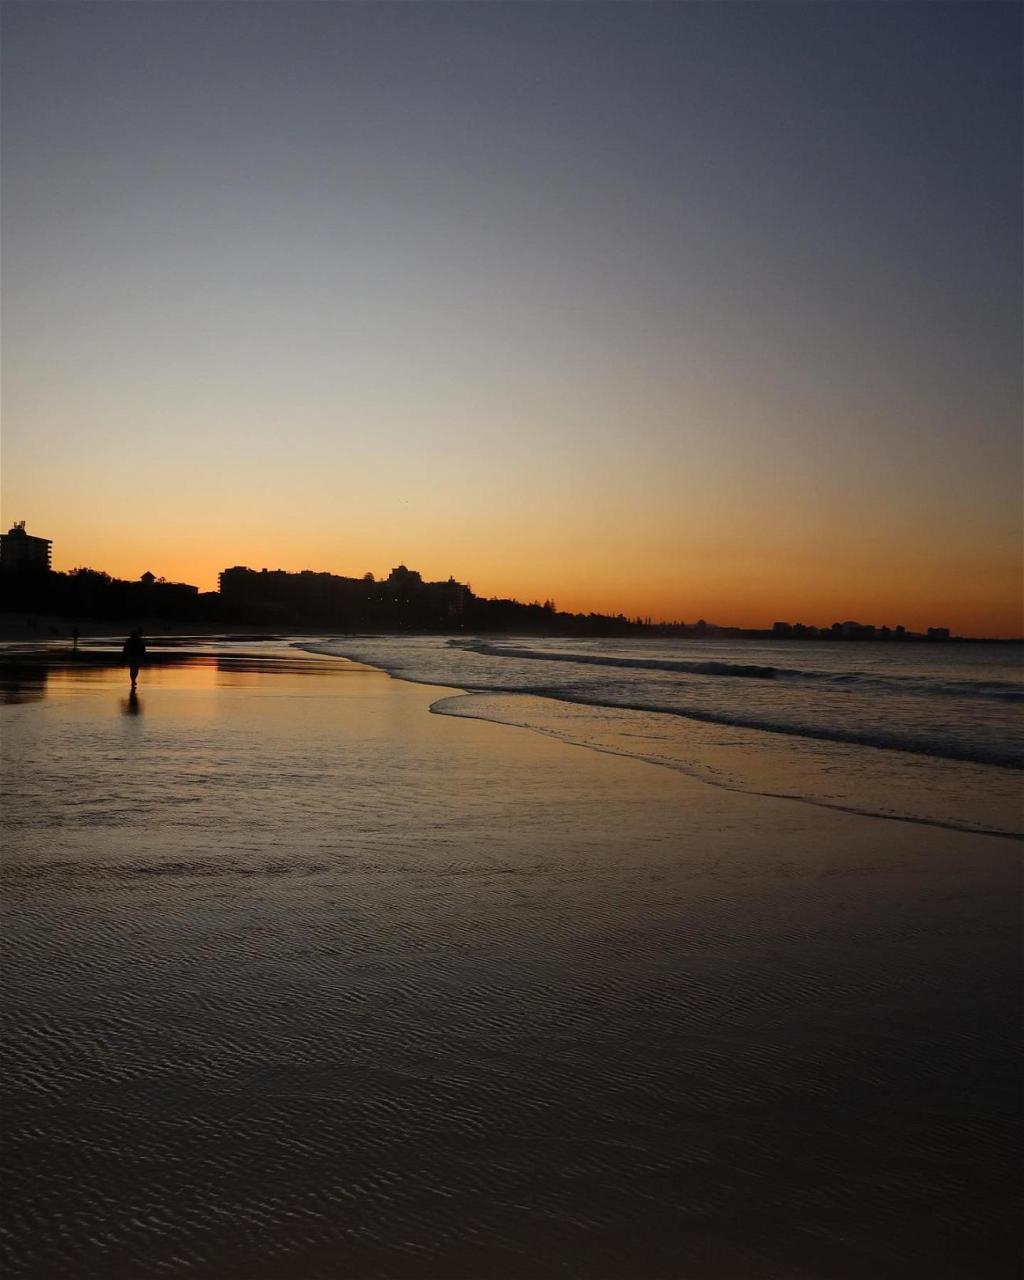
[3,4,1021,639]
[15,505,1020,638]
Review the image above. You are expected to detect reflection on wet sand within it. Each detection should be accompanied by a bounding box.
[0,664,49,705]
[0,645,352,708]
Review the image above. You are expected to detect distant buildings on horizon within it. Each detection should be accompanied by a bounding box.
[218,562,471,625]
[0,521,981,641]
[772,619,951,641]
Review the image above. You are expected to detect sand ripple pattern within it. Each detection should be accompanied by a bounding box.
[2,657,1021,1278]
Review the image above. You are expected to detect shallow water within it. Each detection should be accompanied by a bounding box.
[2,650,1021,1278]
[303,636,1024,838]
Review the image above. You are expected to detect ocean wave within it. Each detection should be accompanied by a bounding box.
[296,640,1024,770]
[458,641,785,680]
[428,694,1023,842]
[500,685,1024,770]
[456,641,1024,702]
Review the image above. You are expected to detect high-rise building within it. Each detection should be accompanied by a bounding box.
[0,521,52,572]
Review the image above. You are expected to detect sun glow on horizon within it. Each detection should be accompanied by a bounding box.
[2,4,1020,639]
[12,520,1015,639]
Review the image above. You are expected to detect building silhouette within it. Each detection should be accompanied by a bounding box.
[217,562,473,630]
[0,532,967,639]
[0,521,52,573]
[138,570,199,611]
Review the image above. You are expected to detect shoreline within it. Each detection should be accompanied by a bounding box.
[4,636,1020,843]
[296,637,1024,842]
[2,613,1019,646]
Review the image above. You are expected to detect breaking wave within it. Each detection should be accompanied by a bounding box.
[458,641,1024,703]
[295,634,1022,836]
[446,682,1022,769]
[298,637,1024,771]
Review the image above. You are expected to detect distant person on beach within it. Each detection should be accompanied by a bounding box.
[72,627,80,651]
[123,629,146,688]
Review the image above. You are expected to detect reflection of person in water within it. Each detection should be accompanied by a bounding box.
[122,629,146,688]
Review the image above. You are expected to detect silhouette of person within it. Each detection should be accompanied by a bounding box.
[123,628,146,688]
[72,626,80,652]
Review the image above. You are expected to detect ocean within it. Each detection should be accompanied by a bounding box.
[302,635,1024,840]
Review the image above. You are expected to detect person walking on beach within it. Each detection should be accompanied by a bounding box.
[123,628,146,688]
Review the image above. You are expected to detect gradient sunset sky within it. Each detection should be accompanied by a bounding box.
[3,2,1021,635]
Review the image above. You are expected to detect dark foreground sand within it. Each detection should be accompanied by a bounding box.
[1,647,1020,1278]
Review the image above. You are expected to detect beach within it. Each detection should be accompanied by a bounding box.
[2,642,1020,1279]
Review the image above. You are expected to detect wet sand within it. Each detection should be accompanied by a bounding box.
[1,647,1020,1278]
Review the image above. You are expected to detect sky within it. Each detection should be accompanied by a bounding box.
[2,1,1021,635]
